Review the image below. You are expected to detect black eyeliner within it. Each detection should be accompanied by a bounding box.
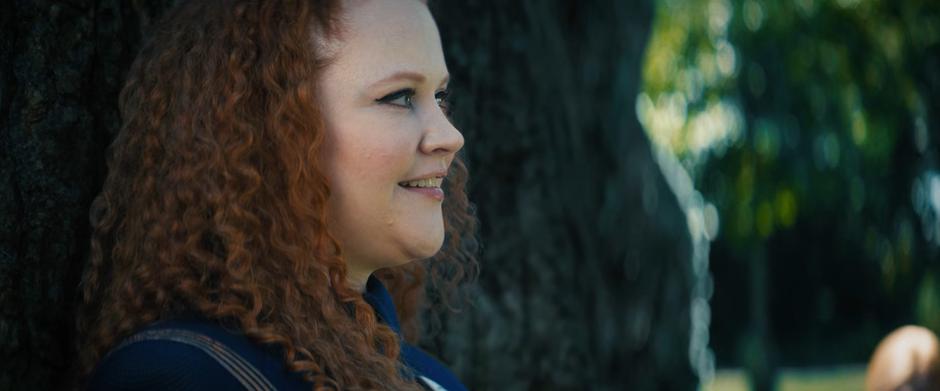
[376,88,415,104]
[436,89,452,114]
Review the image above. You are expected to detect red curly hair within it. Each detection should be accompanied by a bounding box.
[75,0,477,389]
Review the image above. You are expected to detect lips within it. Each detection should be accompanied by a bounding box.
[398,175,445,201]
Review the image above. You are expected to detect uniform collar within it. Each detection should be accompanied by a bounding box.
[361,274,402,335]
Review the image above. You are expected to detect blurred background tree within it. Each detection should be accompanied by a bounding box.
[639,0,940,389]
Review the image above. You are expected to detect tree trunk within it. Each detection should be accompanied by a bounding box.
[0,1,173,389]
[431,1,698,389]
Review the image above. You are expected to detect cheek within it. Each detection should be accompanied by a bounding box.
[344,141,409,185]
[329,128,414,192]
[321,107,421,209]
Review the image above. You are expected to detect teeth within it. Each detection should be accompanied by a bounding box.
[400,177,443,188]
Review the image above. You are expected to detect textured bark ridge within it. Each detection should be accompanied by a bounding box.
[430,1,697,389]
[1,1,695,389]
[0,1,174,389]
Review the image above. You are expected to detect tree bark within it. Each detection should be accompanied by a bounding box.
[0,1,173,389]
[430,1,697,389]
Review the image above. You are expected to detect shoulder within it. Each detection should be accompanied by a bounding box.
[87,319,301,390]
[87,328,245,390]
[401,344,469,391]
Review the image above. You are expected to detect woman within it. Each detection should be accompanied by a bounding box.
[76,0,477,390]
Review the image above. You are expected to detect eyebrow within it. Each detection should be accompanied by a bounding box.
[370,70,450,89]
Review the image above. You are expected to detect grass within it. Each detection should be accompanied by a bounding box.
[702,365,866,391]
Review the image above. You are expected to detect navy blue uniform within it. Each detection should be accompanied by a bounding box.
[88,276,467,391]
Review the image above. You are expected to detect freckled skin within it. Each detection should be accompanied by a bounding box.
[317,0,463,291]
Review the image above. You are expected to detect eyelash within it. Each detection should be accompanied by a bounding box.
[377,88,452,114]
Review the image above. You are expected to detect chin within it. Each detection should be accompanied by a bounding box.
[395,214,446,260]
[404,231,446,262]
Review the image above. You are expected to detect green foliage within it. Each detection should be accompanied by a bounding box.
[917,274,940,333]
[642,0,940,371]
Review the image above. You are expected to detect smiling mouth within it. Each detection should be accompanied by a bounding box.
[398,177,445,201]
[398,177,444,188]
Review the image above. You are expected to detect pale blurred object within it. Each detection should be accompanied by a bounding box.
[866,325,940,391]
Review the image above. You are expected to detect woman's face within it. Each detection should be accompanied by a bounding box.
[318,0,462,284]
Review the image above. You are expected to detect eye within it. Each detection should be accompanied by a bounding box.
[435,89,452,115]
[377,88,416,108]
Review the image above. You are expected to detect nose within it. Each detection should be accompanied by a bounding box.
[418,109,464,157]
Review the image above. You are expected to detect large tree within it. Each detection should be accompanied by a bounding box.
[1,1,168,389]
[1,1,698,390]
[431,1,698,389]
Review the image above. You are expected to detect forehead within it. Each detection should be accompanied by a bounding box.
[324,0,446,83]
